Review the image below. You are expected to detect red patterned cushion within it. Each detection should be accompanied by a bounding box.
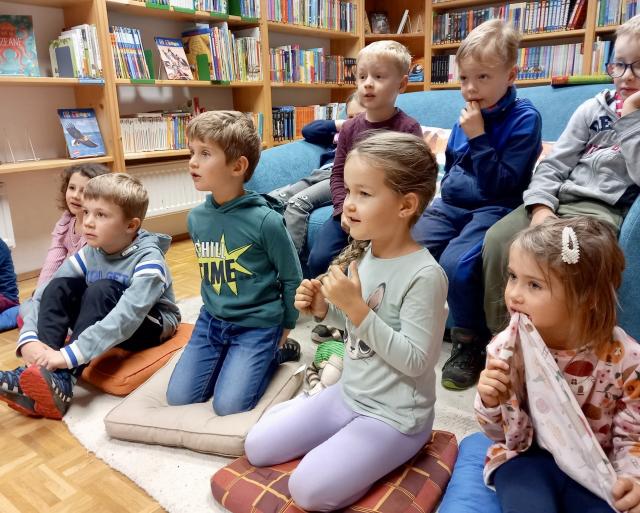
[211,430,458,513]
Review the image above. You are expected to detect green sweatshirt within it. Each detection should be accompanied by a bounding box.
[188,191,302,329]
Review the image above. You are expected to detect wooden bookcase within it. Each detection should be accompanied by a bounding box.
[0,0,621,176]
[363,0,619,91]
[0,0,363,175]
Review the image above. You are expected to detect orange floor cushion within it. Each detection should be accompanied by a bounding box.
[81,323,193,396]
[211,430,458,513]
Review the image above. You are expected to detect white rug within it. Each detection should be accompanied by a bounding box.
[63,297,479,513]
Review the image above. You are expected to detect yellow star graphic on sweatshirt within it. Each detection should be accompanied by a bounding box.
[196,234,252,295]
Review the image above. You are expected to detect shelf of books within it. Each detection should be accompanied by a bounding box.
[0,156,114,175]
[267,21,359,39]
[114,78,263,87]
[0,76,105,86]
[124,149,191,160]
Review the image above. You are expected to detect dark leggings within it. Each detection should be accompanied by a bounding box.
[38,277,163,377]
[494,445,616,513]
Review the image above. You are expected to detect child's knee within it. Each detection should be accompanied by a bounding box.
[244,427,271,467]
[212,394,252,417]
[288,470,336,512]
[165,380,195,406]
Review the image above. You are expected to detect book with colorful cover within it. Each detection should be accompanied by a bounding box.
[155,37,193,79]
[0,15,39,76]
[57,108,106,158]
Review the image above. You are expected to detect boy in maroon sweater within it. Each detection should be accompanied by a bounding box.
[307,40,423,277]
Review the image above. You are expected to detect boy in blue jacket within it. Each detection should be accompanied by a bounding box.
[270,92,365,256]
[166,111,303,416]
[0,173,181,419]
[412,20,542,390]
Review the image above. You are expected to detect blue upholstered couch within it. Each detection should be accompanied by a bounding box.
[247,84,640,340]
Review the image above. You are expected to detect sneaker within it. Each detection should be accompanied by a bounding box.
[441,328,487,391]
[19,366,73,420]
[0,367,40,417]
[277,338,301,364]
[311,324,344,344]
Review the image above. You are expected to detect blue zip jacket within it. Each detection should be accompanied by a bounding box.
[440,86,542,210]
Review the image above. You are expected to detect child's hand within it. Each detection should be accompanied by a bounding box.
[20,340,49,365]
[34,347,67,371]
[613,477,640,512]
[478,357,511,408]
[459,101,485,139]
[295,279,328,319]
[530,205,557,227]
[622,90,640,117]
[321,262,369,326]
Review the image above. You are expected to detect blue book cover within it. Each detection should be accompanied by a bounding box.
[0,15,39,76]
[57,108,106,158]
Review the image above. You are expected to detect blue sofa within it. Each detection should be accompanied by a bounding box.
[247,84,640,341]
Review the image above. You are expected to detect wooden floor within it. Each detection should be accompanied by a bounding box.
[0,239,201,513]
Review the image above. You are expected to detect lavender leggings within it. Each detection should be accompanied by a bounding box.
[244,384,431,512]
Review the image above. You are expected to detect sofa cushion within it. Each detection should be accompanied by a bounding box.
[438,432,500,513]
[211,430,458,513]
[104,351,304,457]
[81,323,192,396]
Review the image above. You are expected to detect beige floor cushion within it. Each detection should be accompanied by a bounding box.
[104,350,304,457]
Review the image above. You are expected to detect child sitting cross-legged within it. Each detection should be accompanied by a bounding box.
[0,173,181,420]
[477,217,640,513]
[165,111,303,417]
[245,131,448,512]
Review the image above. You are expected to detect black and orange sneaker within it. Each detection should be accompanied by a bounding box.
[0,367,40,417]
[19,366,73,420]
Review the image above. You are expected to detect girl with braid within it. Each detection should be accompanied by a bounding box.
[245,131,448,512]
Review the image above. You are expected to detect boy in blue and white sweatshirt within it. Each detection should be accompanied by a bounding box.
[412,20,542,390]
[165,111,302,417]
[0,173,180,420]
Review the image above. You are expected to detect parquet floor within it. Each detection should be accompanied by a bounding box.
[0,239,201,513]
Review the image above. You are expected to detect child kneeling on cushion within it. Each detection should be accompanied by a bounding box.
[0,173,181,420]
[245,131,448,511]
[165,111,303,416]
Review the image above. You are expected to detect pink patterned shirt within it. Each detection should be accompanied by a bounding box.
[37,211,85,287]
[476,326,640,481]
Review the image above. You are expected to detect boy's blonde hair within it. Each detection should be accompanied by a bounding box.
[456,19,521,68]
[616,14,640,39]
[511,216,624,350]
[186,110,261,182]
[357,40,411,75]
[83,173,149,221]
[330,131,438,271]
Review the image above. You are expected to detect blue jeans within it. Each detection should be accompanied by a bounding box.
[494,445,615,513]
[307,215,348,278]
[166,307,283,416]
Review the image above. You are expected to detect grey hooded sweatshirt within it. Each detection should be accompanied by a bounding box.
[18,230,181,368]
[523,89,640,211]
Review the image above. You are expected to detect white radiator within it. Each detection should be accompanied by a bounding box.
[0,183,15,248]
[127,160,206,217]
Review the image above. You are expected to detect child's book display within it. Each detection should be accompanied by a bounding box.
[0,15,39,76]
[57,108,106,159]
[155,37,193,79]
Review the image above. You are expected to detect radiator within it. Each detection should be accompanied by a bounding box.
[127,160,206,217]
[0,183,15,248]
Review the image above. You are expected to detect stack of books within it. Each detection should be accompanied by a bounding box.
[596,0,638,26]
[50,24,103,79]
[267,0,356,32]
[272,102,345,142]
[110,25,151,80]
[120,111,192,154]
[270,45,356,84]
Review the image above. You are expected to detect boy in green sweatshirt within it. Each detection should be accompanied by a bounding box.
[166,111,303,416]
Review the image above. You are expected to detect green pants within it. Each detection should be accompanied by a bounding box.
[482,201,624,334]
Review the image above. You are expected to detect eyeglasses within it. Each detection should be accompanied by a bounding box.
[605,60,640,78]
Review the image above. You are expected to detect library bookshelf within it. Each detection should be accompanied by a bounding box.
[0,0,623,176]
[0,0,364,175]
